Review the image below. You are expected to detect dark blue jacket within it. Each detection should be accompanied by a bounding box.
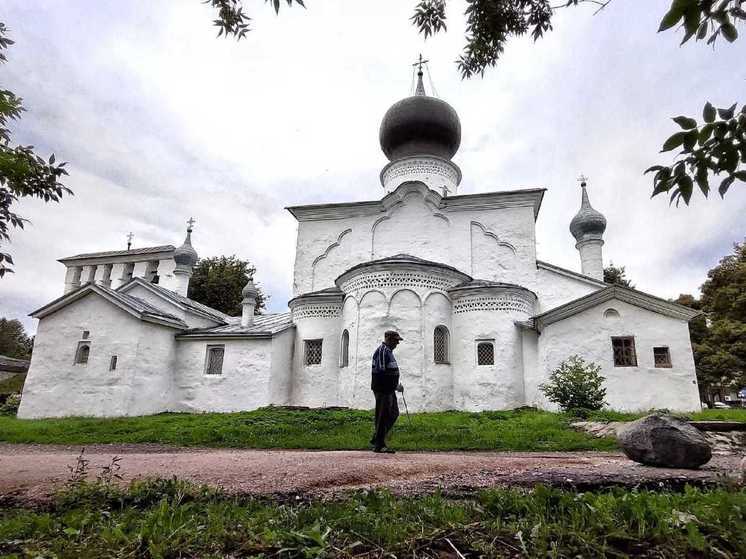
[371,343,400,394]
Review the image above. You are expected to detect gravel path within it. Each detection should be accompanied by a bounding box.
[1,443,743,502]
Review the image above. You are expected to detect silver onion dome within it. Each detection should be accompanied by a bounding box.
[174,226,198,267]
[570,181,607,241]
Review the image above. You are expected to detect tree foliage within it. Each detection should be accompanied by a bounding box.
[0,23,70,277]
[206,0,304,39]
[603,262,634,288]
[675,240,746,402]
[539,355,607,413]
[0,317,33,359]
[188,255,267,316]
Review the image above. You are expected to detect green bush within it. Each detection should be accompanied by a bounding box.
[0,392,20,416]
[540,355,607,413]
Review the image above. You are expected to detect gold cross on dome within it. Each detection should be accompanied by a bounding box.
[187,217,196,230]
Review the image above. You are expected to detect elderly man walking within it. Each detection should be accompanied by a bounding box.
[370,330,404,453]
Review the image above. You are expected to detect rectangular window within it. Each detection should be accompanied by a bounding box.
[305,339,323,366]
[109,355,118,371]
[476,340,494,366]
[82,330,90,339]
[653,346,672,368]
[612,336,637,367]
[204,345,225,375]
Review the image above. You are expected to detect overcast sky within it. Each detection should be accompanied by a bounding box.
[1,0,744,333]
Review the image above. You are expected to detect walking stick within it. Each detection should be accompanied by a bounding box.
[400,387,413,427]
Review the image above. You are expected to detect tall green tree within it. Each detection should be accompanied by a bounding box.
[603,263,634,288]
[0,317,33,359]
[0,24,70,277]
[188,255,267,316]
[675,241,746,403]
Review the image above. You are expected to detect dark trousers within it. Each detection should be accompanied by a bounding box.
[372,391,400,448]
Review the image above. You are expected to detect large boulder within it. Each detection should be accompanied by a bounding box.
[618,414,712,469]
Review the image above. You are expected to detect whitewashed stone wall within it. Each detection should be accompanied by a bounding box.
[292,184,538,295]
[174,337,276,412]
[531,299,701,412]
[532,266,602,312]
[18,294,177,418]
[449,286,536,411]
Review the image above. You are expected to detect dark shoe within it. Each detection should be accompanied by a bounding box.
[373,447,395,454]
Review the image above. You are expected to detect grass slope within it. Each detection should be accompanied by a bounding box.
[0,407,618,451]
[0,374,25,396]
[2,479,744,557]
[589,408,746,423]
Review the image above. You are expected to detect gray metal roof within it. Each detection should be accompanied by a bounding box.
[30,282,188,328]
[119,278,231,324]
[176,312,293,339]
[59,245,175,263]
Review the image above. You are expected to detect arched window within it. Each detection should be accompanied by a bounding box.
[340,329,350,367]
[434,326,449,363]
[75,342,90,365]
[604,308,620,319]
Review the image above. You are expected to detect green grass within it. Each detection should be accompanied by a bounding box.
[0,407,618,451]
[588,408,746,423]
[2,478,745,558]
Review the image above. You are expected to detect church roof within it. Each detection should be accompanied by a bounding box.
[336,253,472,285]
[286,186,545,221]
[176,312,293,339]
[118,278,231,324]
[59,245,175,263]
[448,279,538,298]
[30,283,188,329]
[531,285,702,332]
[536,260,607,287]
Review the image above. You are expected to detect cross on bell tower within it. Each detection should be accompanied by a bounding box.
[577,174,588,187]
[126,232,134,251]
[187,217,196,232]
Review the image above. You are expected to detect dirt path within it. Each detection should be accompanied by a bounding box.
[1,443,743,502]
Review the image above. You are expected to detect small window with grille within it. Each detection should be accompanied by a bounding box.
[476,340,494,366]
[74,342,90,365]
[109,355,118,371]
[612,336,637,367]
[434,326,449,363]
[653,346,672,368]
[305,339,323,366]
[204,345,225,375]
[340,330,349,368]
[82,330,90,340]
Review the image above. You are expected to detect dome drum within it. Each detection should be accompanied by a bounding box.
[380,155,462,195]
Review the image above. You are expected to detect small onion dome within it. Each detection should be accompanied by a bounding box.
[570,182,607,241]
[379,72,461,161]
[174,228,198,267]
[242,276,259,299]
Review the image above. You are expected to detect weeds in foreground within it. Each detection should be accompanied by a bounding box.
[1,478,745,558]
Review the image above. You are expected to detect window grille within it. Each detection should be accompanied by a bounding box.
[612,336,637,367]
[434,326,449,363]
[340,330,349,368]
[305,339,323,366]
[653,347,672,368]
[205,345,225,375]
[477,341,494,366]
[75,342,90,364]
[109,355,118,371]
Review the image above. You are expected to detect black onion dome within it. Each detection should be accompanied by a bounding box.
[570,185,607,241]
[379,93,461,161]
[174,229,198,266]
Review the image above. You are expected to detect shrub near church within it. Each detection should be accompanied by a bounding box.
[540,355,607,415]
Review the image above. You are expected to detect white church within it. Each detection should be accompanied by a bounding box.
[18,68,703,418]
